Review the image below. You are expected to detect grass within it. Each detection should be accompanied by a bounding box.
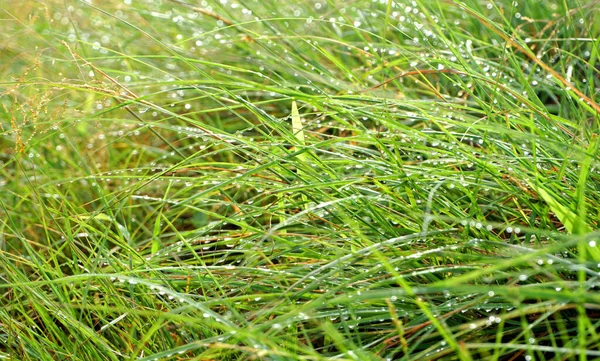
[1,0,599,360]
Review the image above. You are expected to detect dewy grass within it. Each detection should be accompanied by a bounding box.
[1,0,600,360]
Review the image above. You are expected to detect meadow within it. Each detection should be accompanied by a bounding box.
[1,0,599,360]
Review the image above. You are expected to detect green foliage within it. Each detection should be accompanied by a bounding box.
[1,0,599,360]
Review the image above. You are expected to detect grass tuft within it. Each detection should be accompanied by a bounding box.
[1,0,600,360]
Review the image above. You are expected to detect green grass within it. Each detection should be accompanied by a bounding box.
[1,0,600,360]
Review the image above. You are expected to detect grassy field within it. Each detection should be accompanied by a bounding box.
[1,0,600,360]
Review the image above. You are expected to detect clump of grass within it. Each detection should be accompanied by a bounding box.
[1,0,600,360]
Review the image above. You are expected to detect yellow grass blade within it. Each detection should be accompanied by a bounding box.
[291,101,305,145]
